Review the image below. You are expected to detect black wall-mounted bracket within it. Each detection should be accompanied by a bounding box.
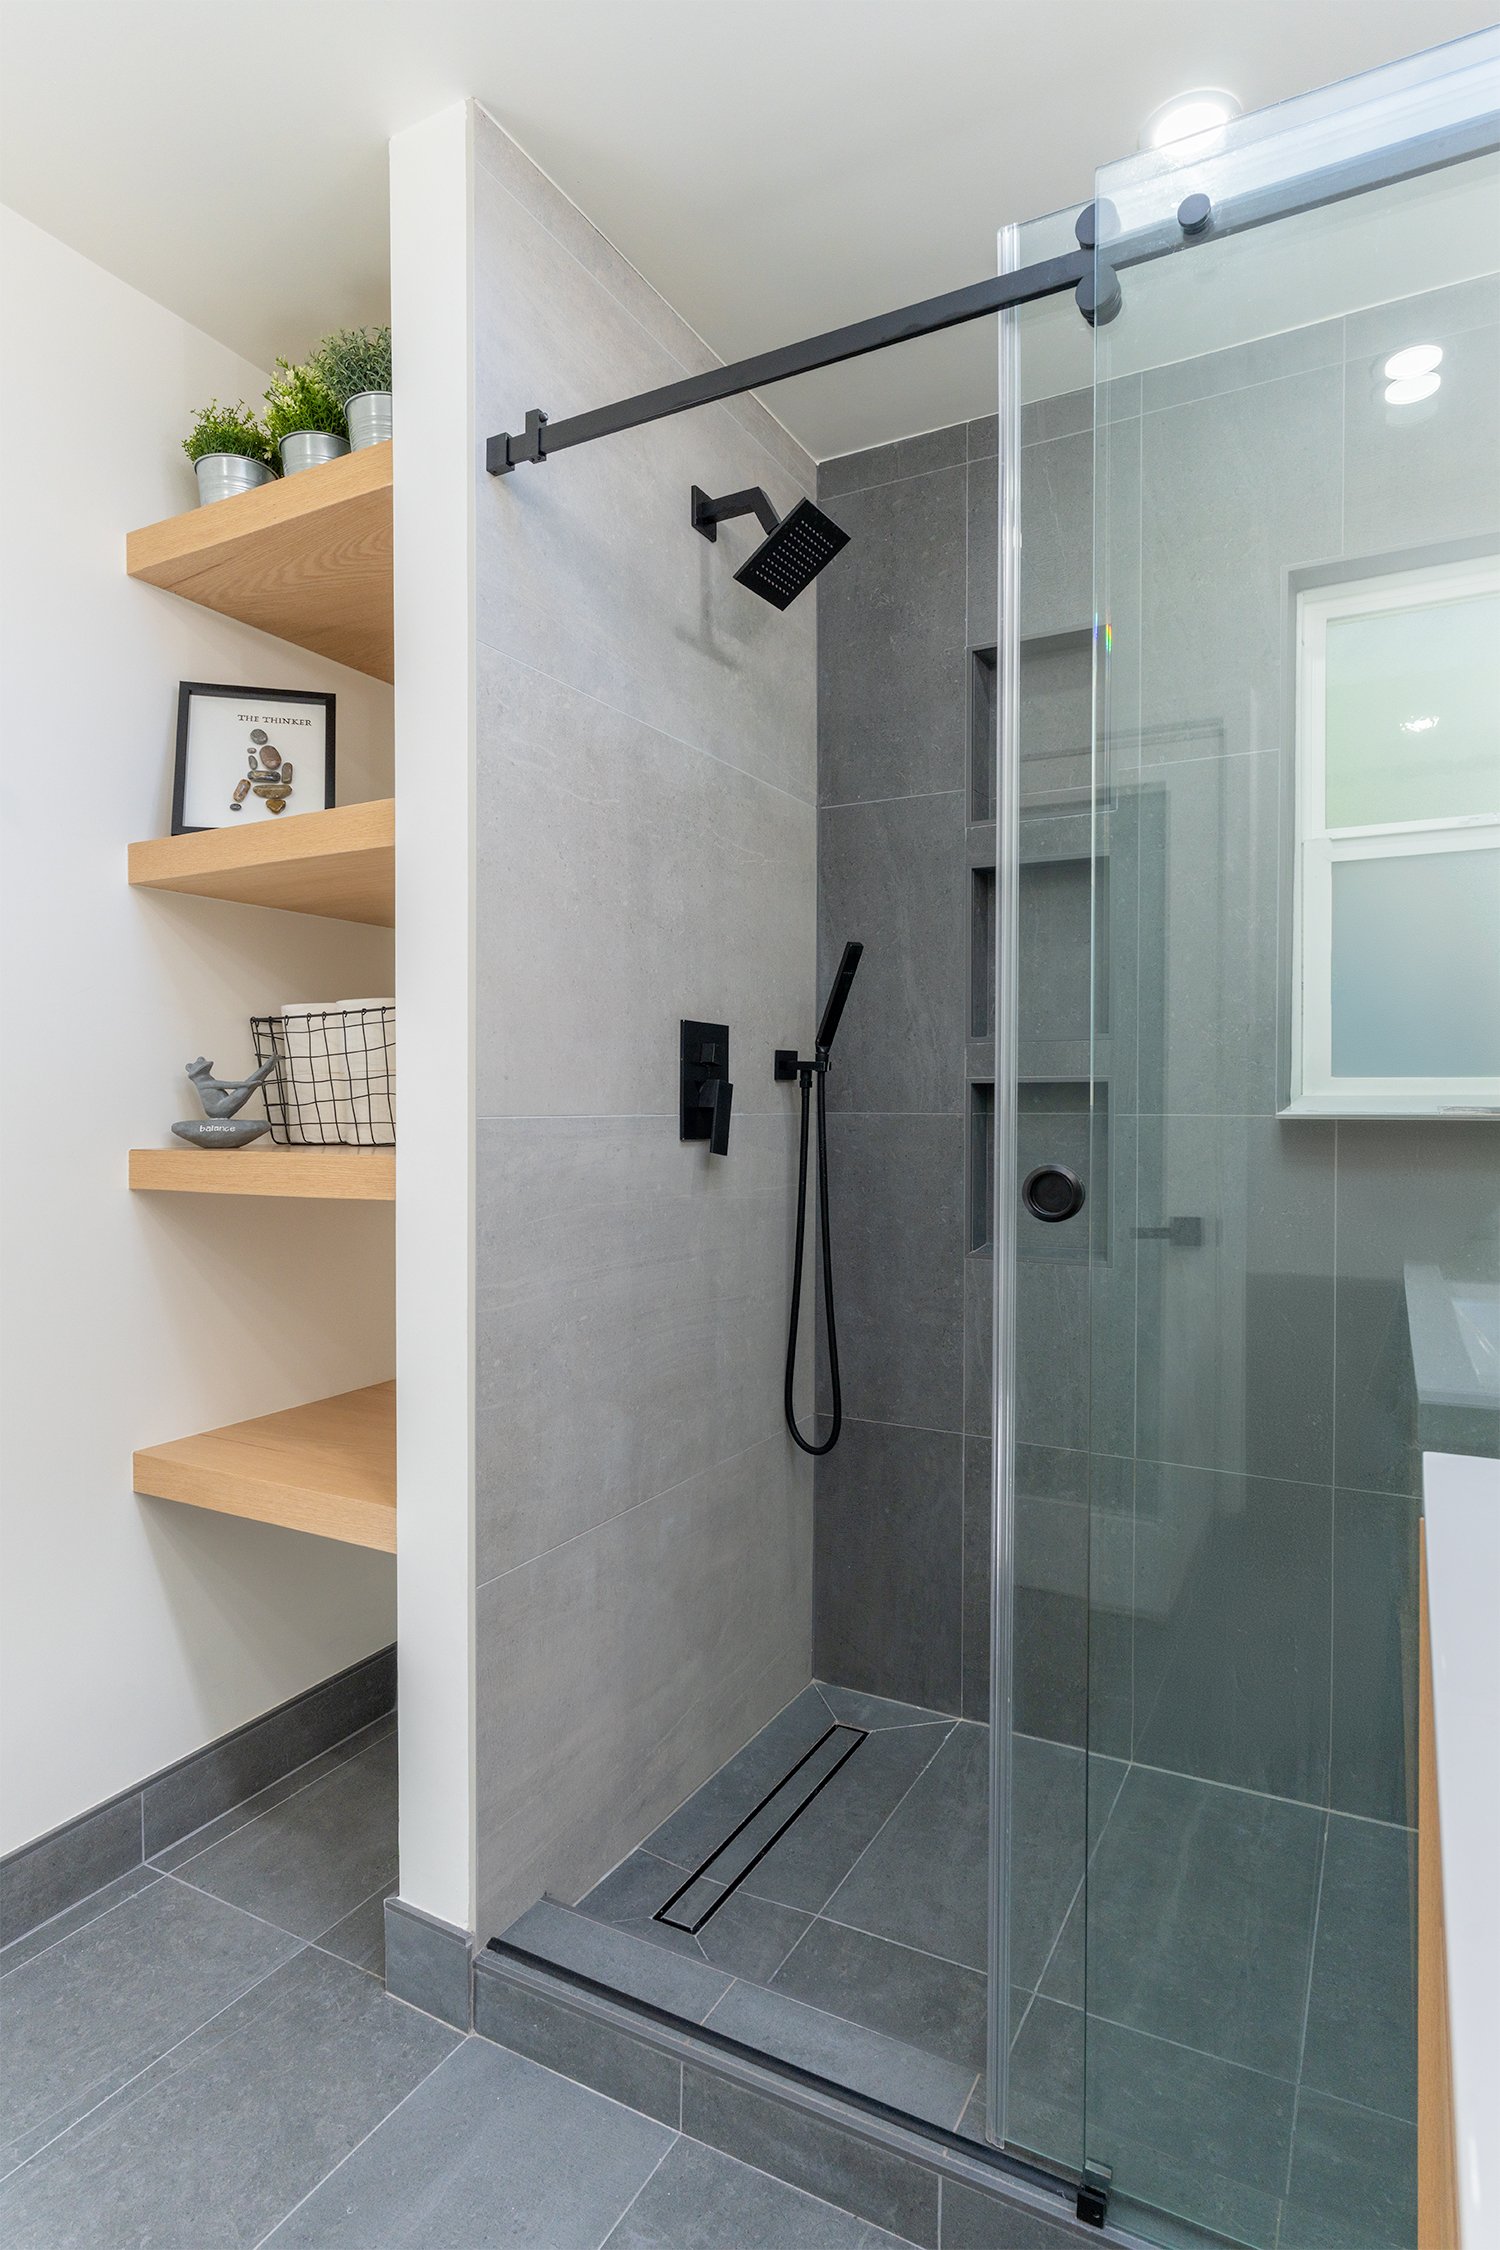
[680,1020,733,1155]
[691,485,782,542]
[487,407,549,475]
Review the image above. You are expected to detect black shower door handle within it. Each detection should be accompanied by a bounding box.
[1023,1165,1086,1223]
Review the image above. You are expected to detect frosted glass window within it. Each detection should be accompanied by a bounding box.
[1331,847,1500,1077]
[1290,554,1500,1114]
[1325,592,1500,827]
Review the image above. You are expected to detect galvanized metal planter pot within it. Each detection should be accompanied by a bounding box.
[193,453,275,506]
[346,391,392,451]
[279,430,350,476]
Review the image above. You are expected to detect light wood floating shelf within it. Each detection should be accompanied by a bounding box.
[130,1148,395,1201]
[134,1382,395,1551]
[125,442,393,680]
[128,798,394,925]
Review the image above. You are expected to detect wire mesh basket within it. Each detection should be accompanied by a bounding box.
[250,1005,396,1147]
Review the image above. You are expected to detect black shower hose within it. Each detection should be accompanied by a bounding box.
[784,1058,843,1455]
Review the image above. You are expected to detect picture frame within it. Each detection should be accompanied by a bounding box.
[171,682,336,836]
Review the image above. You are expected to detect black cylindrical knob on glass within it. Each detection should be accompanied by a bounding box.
[1023,1165,1086,1224]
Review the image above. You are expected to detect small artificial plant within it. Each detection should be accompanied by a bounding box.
[263,356,346,449]
[182,399,273,466]
[311,323,392,407]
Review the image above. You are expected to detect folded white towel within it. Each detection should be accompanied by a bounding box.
[277,1003,347,1143]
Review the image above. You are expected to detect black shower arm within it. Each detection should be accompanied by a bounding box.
[486,104,1498,476]
[691,485,781,541]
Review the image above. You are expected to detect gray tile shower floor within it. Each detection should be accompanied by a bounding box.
[504,1682,1419,2250]
[1,1690,1416,2250]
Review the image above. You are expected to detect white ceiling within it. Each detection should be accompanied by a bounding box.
[2,0,1495,457]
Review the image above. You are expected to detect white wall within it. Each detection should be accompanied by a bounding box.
[0,208,398,1855]
[388,102,477,1935]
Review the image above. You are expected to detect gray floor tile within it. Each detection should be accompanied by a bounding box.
[149,1715,396,1874]
[580,1848,812,1984]
[1280,2089,1417,2250]
[1086,2010,1294,2235]
[824,1723,988,1973]
[315,1884,393,1977]
[771,1917,988,2076]
[641,1688,832,1867]
[503,1899,732,2022]
[603,2132,916,2247]
[1301,1815,1416,2123]
[815,1684,951,1732]
[169,1733,398,1941]
[0,1864,160,1975]
[266,2037,675,2247]
[0,1949,454,2250]
[741,1721,954,1917]
[938,2174,1081,2248]
[1006,1737,1087,1998]
[0,1875,299,2163]
[1043,1765,1322,2079]
[705,1980,976,2130]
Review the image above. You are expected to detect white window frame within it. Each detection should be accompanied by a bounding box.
[1287,555,1500,1119]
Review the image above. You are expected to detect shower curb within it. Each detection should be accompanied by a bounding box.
[476,1939,1148,2246]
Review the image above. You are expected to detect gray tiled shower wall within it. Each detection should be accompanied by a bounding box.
[470,111,819,1942]
[812,274,1500,1825]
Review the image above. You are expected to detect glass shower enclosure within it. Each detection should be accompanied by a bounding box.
[993,27,1500,2247]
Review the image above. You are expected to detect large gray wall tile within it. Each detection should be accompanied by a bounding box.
[476,1111,803,1578]
[1136,367,1342,763]
[814,1419,964,1713]
[1130,1463,1332,1804]
[818,463,969,806]
[1343,312,1500,555]
[472,117,818,1946]
[822,1112,965,1431]
[476,1434,810,1936]
[818,791,966,1116]
[1330,1491,1418,1826]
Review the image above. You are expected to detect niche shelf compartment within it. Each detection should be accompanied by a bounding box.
[133,1381,396,1551]
[126,443,393,681]
[129,798,394,926]
[129,1147,395,1201]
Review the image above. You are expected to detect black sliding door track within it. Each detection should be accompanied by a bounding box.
[654,1723,866,1935]
[487,107,1500,476]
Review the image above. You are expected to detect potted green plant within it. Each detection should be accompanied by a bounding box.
[182,400,276,505]
[264,356,348,475]
[312,324,392,452]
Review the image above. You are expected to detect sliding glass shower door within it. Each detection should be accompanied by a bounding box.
[1077,32,1496,2250]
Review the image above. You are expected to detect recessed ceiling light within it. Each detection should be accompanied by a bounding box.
[1139,88,1242,152]
[1385,373,1441,406]
[1384,344,1443,381]
[1401,715,1440,734]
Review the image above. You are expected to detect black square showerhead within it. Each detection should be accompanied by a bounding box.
[734,497,849,610]
[691,483,848,611]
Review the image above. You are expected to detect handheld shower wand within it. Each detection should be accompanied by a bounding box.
[776,941,864,1456]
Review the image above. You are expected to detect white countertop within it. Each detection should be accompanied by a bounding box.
[1424,1448,1500,2250]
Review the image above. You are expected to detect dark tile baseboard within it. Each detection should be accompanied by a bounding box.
[475,1941,1104,2248]
[1,1644,396,1949]
[384,1897,472,2030]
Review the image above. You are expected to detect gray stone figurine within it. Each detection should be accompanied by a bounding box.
[171,1054,276,1148]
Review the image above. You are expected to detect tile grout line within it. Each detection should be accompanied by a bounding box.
[813,1721,959,1928]
[3,1939,315,2186]
[592,2133,682,2250]
[1283,1811,1331,2203]
[251,2040,461,2248]
[1,1868,164,1983]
